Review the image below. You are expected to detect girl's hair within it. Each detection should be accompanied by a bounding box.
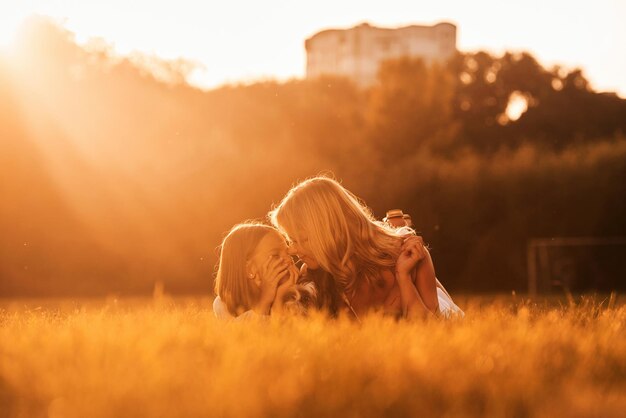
[269,176,404,298]
[214,222,318,316]
[214,222,275,316]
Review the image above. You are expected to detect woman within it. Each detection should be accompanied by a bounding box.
[269,176,463,320]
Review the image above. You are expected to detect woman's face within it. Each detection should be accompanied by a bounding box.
[286,232,320,270]
[248,230,293,283]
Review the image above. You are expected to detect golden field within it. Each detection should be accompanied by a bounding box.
[0,295,624,418]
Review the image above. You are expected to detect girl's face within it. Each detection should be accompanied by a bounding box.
[286,232,320,270]
[247,230,293,283]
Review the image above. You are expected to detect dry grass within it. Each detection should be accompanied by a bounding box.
[0,295,624,418]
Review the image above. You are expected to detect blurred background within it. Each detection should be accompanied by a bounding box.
[1,1,625,298]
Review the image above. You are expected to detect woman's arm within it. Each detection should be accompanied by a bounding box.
[395,271,432,319]
[395,237,438,318]
[412,247,440,314]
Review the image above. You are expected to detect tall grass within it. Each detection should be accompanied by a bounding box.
[1,295,624,417]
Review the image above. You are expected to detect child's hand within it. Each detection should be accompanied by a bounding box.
[272,263,299,314]
[255,256,290,313]
[276,263,298,298]
[396,236,427,277]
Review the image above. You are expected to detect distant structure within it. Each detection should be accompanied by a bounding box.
[305,22,457,87]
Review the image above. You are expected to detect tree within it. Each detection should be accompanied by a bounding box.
[366,57,458,161]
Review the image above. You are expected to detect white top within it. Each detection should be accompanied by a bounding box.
[212,296,262,320]
[437,287,464,318]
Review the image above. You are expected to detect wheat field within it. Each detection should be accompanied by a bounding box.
[0,295,624,418]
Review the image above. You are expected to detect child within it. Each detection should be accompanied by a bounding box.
[213,222,316,319]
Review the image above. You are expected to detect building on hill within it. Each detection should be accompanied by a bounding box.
[305,22,457,87]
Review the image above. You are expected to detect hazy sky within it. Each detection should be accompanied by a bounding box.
[2,0,625,96]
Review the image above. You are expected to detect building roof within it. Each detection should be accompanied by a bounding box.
[305,21,456,44]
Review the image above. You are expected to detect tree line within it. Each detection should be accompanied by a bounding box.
[1,17,625,296]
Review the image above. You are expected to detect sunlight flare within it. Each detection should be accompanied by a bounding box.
[0,13,21,49]
[505,91,529,122]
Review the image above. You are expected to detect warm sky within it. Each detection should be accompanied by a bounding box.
[1,0,625,96]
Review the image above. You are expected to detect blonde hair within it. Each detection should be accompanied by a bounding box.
[214,222,275,316]
[269,176,403,297]
[214,222,318,316]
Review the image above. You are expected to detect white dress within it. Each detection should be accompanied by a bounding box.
[437,287,464,318]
